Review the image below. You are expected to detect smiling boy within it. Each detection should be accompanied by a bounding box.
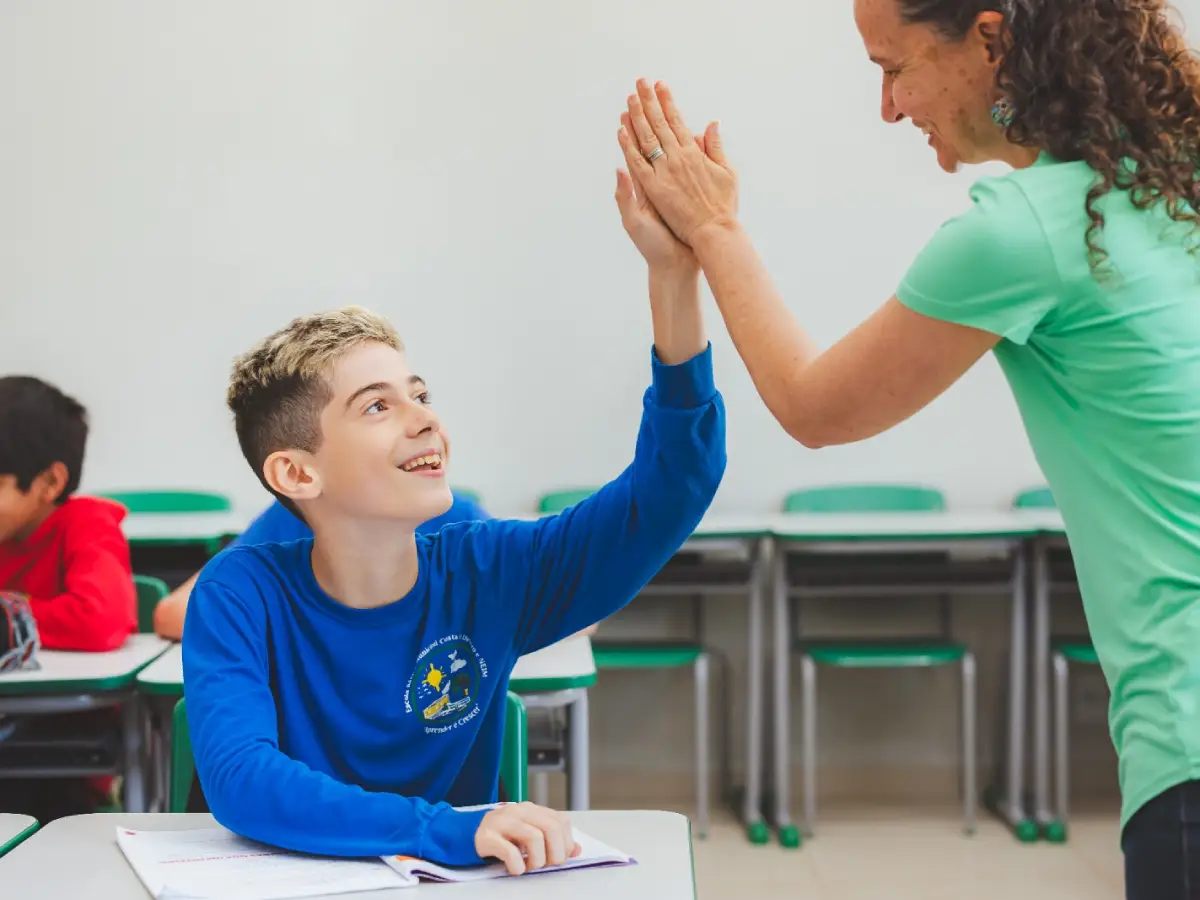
[182,219,723,871]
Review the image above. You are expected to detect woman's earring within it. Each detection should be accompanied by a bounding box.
[991,97,1015,127]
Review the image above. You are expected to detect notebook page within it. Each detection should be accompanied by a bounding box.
[116,827,413,900]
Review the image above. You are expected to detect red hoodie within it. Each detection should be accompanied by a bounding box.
[0,496,136,652]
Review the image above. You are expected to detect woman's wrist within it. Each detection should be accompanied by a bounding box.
[689,219,745,264]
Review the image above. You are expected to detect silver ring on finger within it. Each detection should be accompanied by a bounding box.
[645,146,665,163]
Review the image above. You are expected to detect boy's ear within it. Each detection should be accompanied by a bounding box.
[262,450,321,503]
[36,462,70,504]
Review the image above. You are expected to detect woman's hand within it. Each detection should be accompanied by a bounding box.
[616,79,737,246]
[615,114,696,274]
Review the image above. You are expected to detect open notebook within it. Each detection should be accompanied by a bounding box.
[116,819,634,899]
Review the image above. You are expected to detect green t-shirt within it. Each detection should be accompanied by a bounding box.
[898,152,1200,830]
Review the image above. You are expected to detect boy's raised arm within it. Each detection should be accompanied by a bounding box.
[500,169,726,653]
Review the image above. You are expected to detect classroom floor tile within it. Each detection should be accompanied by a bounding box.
[688,805,1124,900]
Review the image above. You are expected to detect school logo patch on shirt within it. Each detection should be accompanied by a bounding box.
[404,634,488,735]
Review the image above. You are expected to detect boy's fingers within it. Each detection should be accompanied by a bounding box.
[482,833,525,876]
[512,821,547,871]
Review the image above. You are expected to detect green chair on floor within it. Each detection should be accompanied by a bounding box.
[783,484,977,836]
[134,574,169,634]
[538,488,720,837]
[1014,485,1093,833]
[170,692,529,813]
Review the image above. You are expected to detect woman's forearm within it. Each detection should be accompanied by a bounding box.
[691,222,819,438]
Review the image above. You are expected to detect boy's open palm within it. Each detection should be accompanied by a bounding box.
[475,802,581,875]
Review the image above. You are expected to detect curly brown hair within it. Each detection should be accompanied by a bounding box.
[899,0,1200,272]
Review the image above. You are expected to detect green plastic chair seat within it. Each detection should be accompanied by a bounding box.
[593,642,705,670]
[134,574,169,634]
[101,490,232,514]
[1053,640,1099,665]
[797,640,967,668]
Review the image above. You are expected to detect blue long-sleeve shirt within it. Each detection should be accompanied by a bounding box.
[181,343,725,866]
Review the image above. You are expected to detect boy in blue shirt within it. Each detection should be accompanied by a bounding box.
[183,172,723,874]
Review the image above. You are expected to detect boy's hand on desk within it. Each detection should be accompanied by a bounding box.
[475,801,581,875]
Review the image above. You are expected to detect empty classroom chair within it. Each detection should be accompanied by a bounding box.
[783,484,976,837]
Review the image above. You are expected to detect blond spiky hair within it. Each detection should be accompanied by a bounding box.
[227,306,404,516]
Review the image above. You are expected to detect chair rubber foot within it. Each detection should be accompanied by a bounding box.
[777,824,802,849]
[746,820,771,845]
[1015,819,1040,843]
[1041,820,1068,843]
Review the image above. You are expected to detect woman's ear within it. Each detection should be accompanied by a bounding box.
[975,11,1008,66]
[262,450,321,504]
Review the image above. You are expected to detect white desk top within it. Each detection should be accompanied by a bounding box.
[0,634,169,695]
[135,643,183,693]
[0,810,694,900]
[497,507,1067,542]
[121,511,250,543]
[511,635,596,691]
[0,814,37,855]
[1013,508,1067,535]
[770,510,1042,541]
[138,636,597,695]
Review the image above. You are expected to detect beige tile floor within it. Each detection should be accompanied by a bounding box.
[689,805,1124,899]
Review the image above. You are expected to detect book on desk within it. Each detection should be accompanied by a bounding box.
[116,809,635,899]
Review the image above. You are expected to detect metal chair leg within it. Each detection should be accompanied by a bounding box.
[801,654,817,836]
[694,652,710,838]
[962,652,977,834]
[1053,652,1069,828]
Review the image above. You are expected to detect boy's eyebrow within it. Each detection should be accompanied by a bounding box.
[343,376,425,411]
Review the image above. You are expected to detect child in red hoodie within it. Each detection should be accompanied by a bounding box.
[0,375,136,820]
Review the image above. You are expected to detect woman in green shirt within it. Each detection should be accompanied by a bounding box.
[613,1,1200,896]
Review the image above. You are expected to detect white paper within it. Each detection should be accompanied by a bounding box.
[115,828,412,900]
[383,827,635,883]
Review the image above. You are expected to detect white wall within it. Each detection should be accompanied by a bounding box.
[0,0,1123,515]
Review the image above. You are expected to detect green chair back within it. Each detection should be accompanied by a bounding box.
[134,574,169,634]
[501,691,528,802]
[783,484,946,513]
[102,490,232,514]
[1013,486,1056,509]
[170,691,528,811]
[538,488,597,514]
[170,698,195,813]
